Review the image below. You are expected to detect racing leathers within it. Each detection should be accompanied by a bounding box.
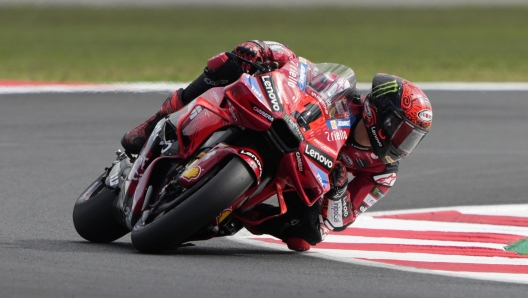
[121,40,398,251]
[250,95,398,250]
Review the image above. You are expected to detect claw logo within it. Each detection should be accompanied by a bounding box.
[378,128,386,140]
[373,173,397,187]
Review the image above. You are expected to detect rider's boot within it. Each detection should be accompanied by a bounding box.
[286,238,311,251]
[121,88,185,154]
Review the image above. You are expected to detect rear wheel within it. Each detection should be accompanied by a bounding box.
[72,176,129,243]
[131,157,254,253]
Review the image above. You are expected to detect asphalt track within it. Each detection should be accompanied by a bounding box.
[1,90,527,297]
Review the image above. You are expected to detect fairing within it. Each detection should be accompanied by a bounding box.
[123,56,359,230]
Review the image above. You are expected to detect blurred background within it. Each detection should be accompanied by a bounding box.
[1,0,527,83]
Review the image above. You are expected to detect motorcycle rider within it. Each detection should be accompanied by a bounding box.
[121,40,433,251]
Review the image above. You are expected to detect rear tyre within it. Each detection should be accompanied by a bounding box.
[73,177,129,243]
[131,157,254,254]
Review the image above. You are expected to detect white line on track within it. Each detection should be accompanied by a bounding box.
[1,82,528,94]
[317,235,507,250]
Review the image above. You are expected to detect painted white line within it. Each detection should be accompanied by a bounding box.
[350,218,528,236]
[245,233,507,249]
[308,249,528,265]
[320,235,506,250]
[1,82,528,94]
[0,82,190,94]
[362,203,528,217]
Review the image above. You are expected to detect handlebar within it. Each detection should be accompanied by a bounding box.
[224,52,275,75]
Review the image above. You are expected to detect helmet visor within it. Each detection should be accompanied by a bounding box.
[391,121,426,158]
[383,113,426,160]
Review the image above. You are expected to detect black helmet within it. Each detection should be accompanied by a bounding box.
[362,73,432,164]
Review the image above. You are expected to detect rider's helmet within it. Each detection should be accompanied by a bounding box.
[362,73,432,164]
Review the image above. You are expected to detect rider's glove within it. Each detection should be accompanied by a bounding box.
[325,160,348,200]
[233,41,264,73]
[320,160,355,233]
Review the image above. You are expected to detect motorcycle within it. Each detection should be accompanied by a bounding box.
[73,52,357,253]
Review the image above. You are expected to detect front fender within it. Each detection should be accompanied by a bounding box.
[127,156,182,229]
[179,144,263,189]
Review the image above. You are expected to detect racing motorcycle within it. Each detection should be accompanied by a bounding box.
[73,52,357,253]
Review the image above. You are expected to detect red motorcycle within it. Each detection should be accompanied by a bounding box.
[73,53,357,253]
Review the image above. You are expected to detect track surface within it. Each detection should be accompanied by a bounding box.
[1,91,527,297]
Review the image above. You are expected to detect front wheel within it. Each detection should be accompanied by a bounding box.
[131,157,254,253]
[72,176,129,243]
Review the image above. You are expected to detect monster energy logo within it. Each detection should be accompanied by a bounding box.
[372,80,398,98]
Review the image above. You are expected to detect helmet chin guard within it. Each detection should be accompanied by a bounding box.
[363,74,432,164]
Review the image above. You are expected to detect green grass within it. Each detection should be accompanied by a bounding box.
[1,6,527,82]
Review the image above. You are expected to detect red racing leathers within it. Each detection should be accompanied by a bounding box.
[160,40,399,247]
[319,97,398,239]
[210,41,399,246]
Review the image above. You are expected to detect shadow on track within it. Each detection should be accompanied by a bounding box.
[1,238,294,257]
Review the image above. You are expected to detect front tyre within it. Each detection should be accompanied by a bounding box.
[131,157,254,254]
[73,176,129,243]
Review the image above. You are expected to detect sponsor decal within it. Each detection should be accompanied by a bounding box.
[307,160,329,189]
[326,119,351,130]
[109,172,119,187]
[284,114,305,142]
[216,209,232,224]
[340,153,354,167]
[349,142,369,151]
[227,102,238,122]
[203,150,216,161]
[418,109,433,122]
[204,77,228,86]
[371,187,385,199]
[298,58,308,91]
[251,104,274,122]
[287,62,299,88]
[331,200,343,224]
[310,90,329,115]
[359,202,370,213]
[335,100,347,116]
[189,106,203,120]
[295,151,304,173]
[240,150,263,178]
[363,194,378,207]
[354,153,368,169]
[325,130,348,142]
[313,139,338,156]
[372,79,399,98]
[260,75,283,112]
[267,43,284,51]
[363,104,376,127]
[245,76,266,103]
[182,166,202,182]
[213,89,222,103]
[373,173,397,187]
[304,143,334,171]
[370,126,384,147]
[342,196,352,219]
